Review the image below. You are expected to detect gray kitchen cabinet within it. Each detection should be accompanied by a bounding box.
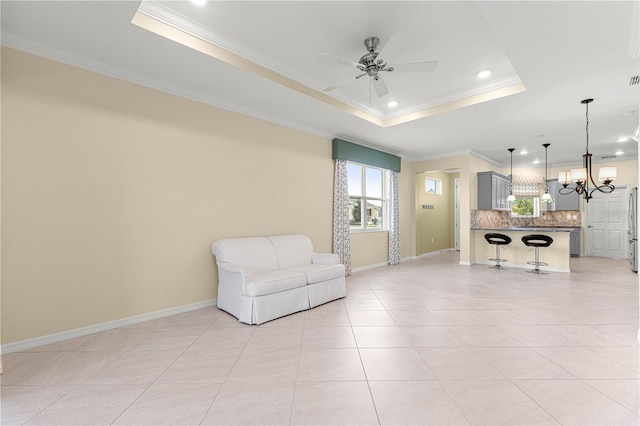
[547,179,580,211]
[478,171,511,211]
[570,228,580,257]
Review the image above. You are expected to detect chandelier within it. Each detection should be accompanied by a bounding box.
[558,98,616,202]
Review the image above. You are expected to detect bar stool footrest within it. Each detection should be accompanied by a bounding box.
[526,261,548,267]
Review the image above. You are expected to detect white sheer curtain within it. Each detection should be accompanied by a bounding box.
[333,159,352,275]
[388,171,401,265]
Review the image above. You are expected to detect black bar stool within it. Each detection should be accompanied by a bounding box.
[484,233,512,269]
[522,234,554,274]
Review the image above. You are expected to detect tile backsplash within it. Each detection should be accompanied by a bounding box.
[470,209,581,228]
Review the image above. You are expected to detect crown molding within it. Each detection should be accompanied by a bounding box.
[1,33,342,142]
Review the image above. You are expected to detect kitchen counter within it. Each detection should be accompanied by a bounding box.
[471,228,572,272]
[472,227,576,232]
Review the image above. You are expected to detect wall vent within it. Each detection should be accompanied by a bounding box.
[630,75,640,86]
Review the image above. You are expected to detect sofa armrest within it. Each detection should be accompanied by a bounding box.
[312,252,340,265]
[217,262,253,295]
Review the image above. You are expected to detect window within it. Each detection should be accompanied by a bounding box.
[510,197,540,218]
[425,177,442,195]
[347,162,387,230]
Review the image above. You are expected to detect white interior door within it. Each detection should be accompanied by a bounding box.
[586,185,628,258]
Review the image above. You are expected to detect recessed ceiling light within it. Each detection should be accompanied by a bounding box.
[616,150,624,156]
[191,0,207,5]
[617,137,629,142]
[477,69,492,79]
[387,101,398,108]
[533,159,540,165]
[520,149,528,155]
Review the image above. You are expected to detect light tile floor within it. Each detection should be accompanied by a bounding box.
[2,251,639,425]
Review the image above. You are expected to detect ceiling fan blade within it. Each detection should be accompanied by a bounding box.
[317,52,359,69]
[391,61,438,73]
[372,76,389,97]
[377,31,410,60]
[323,76,357,92]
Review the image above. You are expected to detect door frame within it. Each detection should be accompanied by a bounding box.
[454,178,460,250]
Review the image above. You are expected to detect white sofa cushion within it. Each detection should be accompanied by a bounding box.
[245,270,308,297]
[268,234,313,269]
[287,263,346,284]
[212,237,279,274]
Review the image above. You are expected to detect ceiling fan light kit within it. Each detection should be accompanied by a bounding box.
[558,98,616,202]
[321,32,438,98]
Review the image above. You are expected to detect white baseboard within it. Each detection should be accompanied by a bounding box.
[351,250,456,273]
[351,249,461,273]
[352,261,390,273]
[1,299,217,354]
[417,248,456,258]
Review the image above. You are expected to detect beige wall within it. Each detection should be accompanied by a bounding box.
[399,160,416,261]
[414,156,467,261]
[350,232,389,268]
[413,153,499,263]
[1,48,339,343]
[415,170,454,254]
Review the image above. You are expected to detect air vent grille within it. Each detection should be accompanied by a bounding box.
[630,75,640,86]
[599,154,618,159]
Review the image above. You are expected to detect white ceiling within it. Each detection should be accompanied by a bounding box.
[2,1,639,168]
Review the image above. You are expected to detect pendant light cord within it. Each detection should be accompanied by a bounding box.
[585,101,589,153]
[543,143,550,192]
[508,148,515,193]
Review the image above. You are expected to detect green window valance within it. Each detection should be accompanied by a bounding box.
[332,138,401,173]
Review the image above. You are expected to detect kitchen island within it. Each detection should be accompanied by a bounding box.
[472,227,573,272]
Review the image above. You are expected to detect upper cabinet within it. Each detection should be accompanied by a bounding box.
[546,179,580,211]
[478,171,511,211]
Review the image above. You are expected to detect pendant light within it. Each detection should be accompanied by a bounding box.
[540,143,553,203]
[558,98,616,202]
[507,148,516,203]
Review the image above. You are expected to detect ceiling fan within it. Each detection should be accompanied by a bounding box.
[319,31,438,97]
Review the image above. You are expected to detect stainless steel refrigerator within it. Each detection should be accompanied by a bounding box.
[628,187,638,272]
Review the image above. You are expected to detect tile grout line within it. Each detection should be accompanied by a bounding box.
[286,310,307,426]
[347,279,382,426]
[197,318,257,426]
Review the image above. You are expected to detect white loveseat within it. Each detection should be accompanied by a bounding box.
[211,234,346,324]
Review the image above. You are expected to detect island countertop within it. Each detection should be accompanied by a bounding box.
[471,227,577,232]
